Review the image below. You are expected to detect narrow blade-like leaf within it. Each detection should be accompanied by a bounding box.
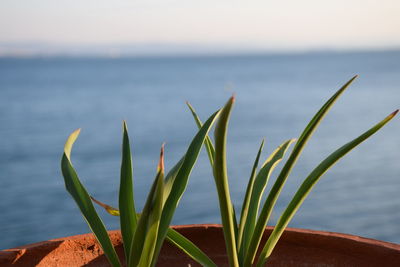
[188,101,242,248]
[91,196,217,267]
[119,121,137,262]
[91,196,120,216]
[61,129,121,267]
[166,228,218,267]
[187,102,215,166]
[213,96,239,267]
[91,197,217,267]
[138,146,164,267]
[151,110,221,267]
[244,76,357,267]
[237,139,264,254]
[231,202,239,247]
[240,139,295,262]
[188,101,239,259]
[163,156,184,204]
[256,110,398,267]
[129,146,165,267]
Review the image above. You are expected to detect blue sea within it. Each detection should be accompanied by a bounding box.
[0,51,399,250]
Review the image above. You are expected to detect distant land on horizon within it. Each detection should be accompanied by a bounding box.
[1,42,399,58]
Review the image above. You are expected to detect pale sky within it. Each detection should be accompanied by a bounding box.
[1,0,399,52]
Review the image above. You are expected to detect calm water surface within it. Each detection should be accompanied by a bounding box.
[0,51,399,249]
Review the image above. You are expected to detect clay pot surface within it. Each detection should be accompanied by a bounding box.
[1,224,399,266]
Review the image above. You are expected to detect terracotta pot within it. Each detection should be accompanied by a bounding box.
[1,224,399,266]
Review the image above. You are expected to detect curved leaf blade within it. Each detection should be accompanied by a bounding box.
[187,101,215,165]
[91,197,217,267]
[166,228,217,267]
[213,96,239,267]
[237,139,264,255]
[163,156,184,204]
[188,101,240,263]
[138,147,164,267]
[244,76,357,266]
[61,129,121,267]
[129,146,165,267]
[91,196,120,216]
[119,121,137,262]
[241,139,295,262]
[256,110,398,267]
[151,110,221,267]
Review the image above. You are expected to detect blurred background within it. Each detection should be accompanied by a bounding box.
[0,1,399,250]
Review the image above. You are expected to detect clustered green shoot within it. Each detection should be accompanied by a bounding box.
[61,111,221,267]
[61,76,397,267]
[186,76,398,267]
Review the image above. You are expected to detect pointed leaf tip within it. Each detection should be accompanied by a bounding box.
[345,75,358,86]
[64,128,81,160]
[390,109,399,117]
[90,196,120,216]
[342,75,358,87]
[158,143,165,173]
[382,109,399,122]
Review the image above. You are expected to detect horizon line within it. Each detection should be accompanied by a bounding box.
[0,42,399,58]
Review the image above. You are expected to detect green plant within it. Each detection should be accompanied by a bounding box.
[61,111,222,267]
[187,76,398,267]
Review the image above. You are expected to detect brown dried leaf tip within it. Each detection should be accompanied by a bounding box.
[389,109,399,118]
[90,196,112,210]
[158,143,165,173]
[230,94,236,104]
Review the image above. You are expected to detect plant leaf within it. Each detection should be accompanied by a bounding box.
[213,96,240,267]
[240,139,295,262]
[151,109,221,267]
[186,101,215,166]
[91,197,217,267]
[138,146,164,267]
[231,202,239,248]
[61,129,121,267]
[166,228,218,267]
[244,76,357,267]
[237,139,264,256]
[187,101,241,254]
[129,146,165,267]
[163,156,184,204]
[91,196,120,216]
[256,110,398,267]
[119,121,137,262]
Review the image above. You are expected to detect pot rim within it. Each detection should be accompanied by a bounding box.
[4,223,400,251]
[1,224,399,266]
